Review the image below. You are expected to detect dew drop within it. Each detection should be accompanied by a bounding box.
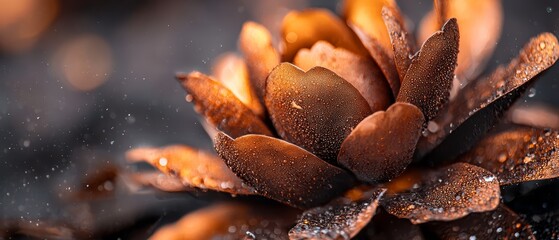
[546,7,553,13]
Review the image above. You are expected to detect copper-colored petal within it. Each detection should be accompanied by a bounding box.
[176,72,273,138]
[212,53,264,117]
[396,18,459,121]
[338,102,424,183]
[128,172,188,192]
[382,163,500,224]
[419,0,503,82]
[239,21,280,102]
[426,205,534,240]
[215,132,355,209]
[362,210,424,240]
[351,25,400,97]
[458,126,559,185]
[382,6,415,81]
[417,32,559,161]
[288,187,386,240]
[126,145,255,195]
[294,41,392,112]
[265,63,372,163]
[341,0,397,55]
[280,9,368,62]
[150,203,299,240]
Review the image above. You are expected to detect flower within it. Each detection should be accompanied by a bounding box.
[127,0,559,239]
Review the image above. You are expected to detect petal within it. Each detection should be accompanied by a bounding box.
[212,53,264,117]
[507,104,559,130]
[280,9,368,62]
[176,72,273,138]
[265,63,372,163]
[396,18,459,121]
[127,172,188,192]
[361,210,424,240]
[419,0,503,82]
[215,132,355,209]
[288,187,386,240]
[239,22,280,102]
[351,25,400,97]
[126,145,255,195]
[294,41,392,112]
[417,32,559,161]
[382,163,500,224]
[150,203,298,240]
[458,126,559,185]
[338,102,424,183]
[425,205,534,240]
[341,0,398,55]
[382,6,416,81]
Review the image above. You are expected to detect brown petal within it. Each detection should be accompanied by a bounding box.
[127,172,188,192]
[362,210,424,240]
[239,21,280,102]
[265,63,372,163]
[382,163,500,224]
[382,6,415,80]
[212,53,264,117]
[458,126,559,185]
[288,187,385,240]
[419,0,503,82]
[425,205,535,240]
[294,41,392,112]
[396,18,459,121]
[280,9,368,62]
[126,145,255,195]
[351,25,400,97]
[341,0,397,55]
[417,32,559,161]
[215,132,355,209]
[150,203,299,240]
[338,102,424,183]
[176,72,273,138]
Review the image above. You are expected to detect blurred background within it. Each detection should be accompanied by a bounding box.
[0,0,558,238]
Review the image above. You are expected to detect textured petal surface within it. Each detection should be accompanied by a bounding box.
[417,32,559,161]
[289,187,385,240]
[177,72,273,138]
[215,133,354,209]
[396,18,459,121]
[126,145,255,195]
[338,102,424,183]
[426,205,534,240]
[212,53,264,117]
[458,126,559,185]
[382,6,415,81]
[419,0,503,82]
[150,203,299,240]
[294,41,392,112]
[239,21,280,102]
[265,63,372,163]
[382,163,500,224]
[280,9,368,62]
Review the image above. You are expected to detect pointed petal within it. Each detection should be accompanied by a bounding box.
[458,126,559,185]
[294,41,392,112]
[417,32,559,161]
[215,133,354,209]
[351,25,400,96]
[212,53,264,117]
[176,72,273,138]
[382,6,415,81]
[150,203,298,240]
[239,22,280,102]
[288,187,386,240]
[280,9,368,62]
[126,145,255,195]
[265,63,372,163]
[419,0,503,82]
[338,102,424,183]
[382,163,500,224]
[341,0,398,55]
[426,205,534,240]
[397,18,459,121]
